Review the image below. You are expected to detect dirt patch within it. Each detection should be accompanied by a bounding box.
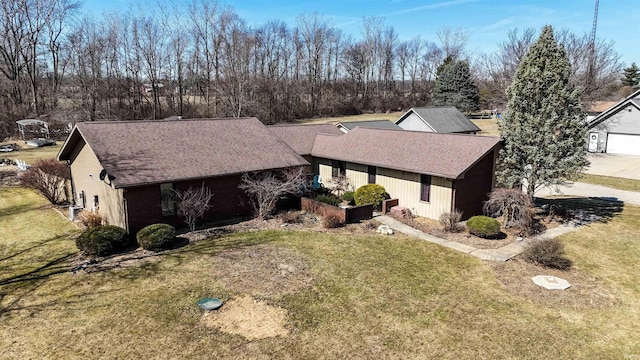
[213,244,313,297]
[489,257,618,309]
[201,295,289,340]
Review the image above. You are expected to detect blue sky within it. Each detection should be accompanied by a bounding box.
[84,0,639,66]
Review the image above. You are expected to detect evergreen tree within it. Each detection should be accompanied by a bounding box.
[432,58,479,113]
[621,63,640,87]
[498,25,588,195]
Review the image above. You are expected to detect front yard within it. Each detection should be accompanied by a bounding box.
[1,187,639,359]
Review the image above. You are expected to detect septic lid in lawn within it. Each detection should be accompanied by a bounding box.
[532,275,571,290]
[197,297,223,310]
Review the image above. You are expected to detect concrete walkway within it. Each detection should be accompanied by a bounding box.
[374,215,577,262]
[537,182,640,206]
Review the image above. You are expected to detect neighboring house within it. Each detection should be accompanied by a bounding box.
[585,101,618,122]
[335,120,402,133]
[271,125,500,220]
[395,107,481,134]
[57,118,309,234]
[587,89,640,156]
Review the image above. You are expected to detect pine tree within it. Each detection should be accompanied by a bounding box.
[498,25,588,195]
[432,58,479,113]
[621,63,640,87]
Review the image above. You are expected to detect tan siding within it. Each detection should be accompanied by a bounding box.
[71,142,126,228]
[317,158,333,185]
[377,168,452,219]
[346,163,368,190]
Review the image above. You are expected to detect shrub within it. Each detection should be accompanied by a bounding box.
[354,184,390,211]
[466,215,501,239]
[323,214,343,229]
[523,238,572,270]
[77,211,103,228]
[314,194,341,206]
[136,223,177,251]
[439,210,463,232]
[342,191,355,205]
[76,225,129,257]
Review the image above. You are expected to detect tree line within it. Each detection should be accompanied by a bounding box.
[0,0,626,139]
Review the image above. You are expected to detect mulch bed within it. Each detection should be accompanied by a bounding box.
[390,213,561,250]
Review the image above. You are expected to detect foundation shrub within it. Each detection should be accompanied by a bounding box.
[466,215,501,239]
[136,223,177,251]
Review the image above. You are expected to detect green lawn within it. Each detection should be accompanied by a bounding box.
[579,173,640,192]
[1,187,639,358]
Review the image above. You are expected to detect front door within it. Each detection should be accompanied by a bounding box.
[588,132,599,152]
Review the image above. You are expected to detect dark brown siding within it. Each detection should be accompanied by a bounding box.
[452,149,496,220]
[124,174,251,234]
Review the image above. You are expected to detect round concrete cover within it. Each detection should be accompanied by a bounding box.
[532,275,571,290]
[197,297,223,310]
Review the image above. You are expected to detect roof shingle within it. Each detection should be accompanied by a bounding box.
[336,120,402,131]
[311,127,500,179]
[398,107,481,133]
[59,118,309,188]
[268,123,343,155]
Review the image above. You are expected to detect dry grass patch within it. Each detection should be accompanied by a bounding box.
[489,257,617,309]
[201,295,289,340]
[471,118,500,136]
[0,142,62,164]
[213,244,313,297]
[296,112,402,124]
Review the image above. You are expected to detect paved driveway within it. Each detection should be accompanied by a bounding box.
[537,182,640,206]
[586,153,640,180]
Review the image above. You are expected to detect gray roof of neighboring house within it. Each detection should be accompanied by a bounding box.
[588,88,640,129]
[396,107,481,133]
[58,118,309,188]
[311,127,500,179]
[336,120,402,131]
[268,123,343,155]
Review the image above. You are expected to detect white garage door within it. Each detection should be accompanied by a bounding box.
[607,133,640,156]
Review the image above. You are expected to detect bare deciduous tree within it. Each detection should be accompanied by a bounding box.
[239,167,306,220]
[19,159,70,204]
[174,183,214,232]
[483,188,533,233]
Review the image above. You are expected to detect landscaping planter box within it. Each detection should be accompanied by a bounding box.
[301,197,373,224]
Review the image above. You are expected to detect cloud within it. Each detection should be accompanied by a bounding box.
[480,18,515,32]
[387,0,480,16]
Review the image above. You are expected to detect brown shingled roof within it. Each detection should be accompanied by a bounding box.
[311,127,500,179]
[58,118,309,188]
[268,123,344,155]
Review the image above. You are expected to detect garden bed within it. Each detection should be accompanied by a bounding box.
[390,211,561,250]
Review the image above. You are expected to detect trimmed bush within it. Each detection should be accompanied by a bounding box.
[466,215,501,239]
[323,214,343,229]
[354,184,390,211]
[523,238,572,270]
[315,194,341,207]
[342,191,355,205]
[137,223,177,251]
[439,210,464,232]
[76,225,129,257]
